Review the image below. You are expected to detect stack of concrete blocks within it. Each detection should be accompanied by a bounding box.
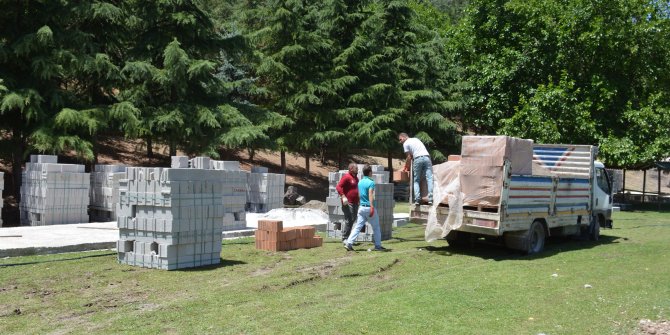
[255,219,323,251]
[246,166,286,213]
[0,172,4,226]
[117,167,226,270]
[326,164,394,241]
[19,155,90,226]
[172,156,247,231]
[89,164,127,222]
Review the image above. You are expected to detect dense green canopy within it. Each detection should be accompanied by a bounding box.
[1,0,669,197]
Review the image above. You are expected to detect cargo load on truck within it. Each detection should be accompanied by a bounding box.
[417,135,613,254]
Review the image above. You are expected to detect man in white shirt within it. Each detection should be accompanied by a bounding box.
[398,132,433,205]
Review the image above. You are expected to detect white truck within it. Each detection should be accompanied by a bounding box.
[412,142,614,254]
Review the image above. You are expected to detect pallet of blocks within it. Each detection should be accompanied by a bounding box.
[172,156,248,231]
[117,167,228,270]
[255,220,323,251]
[326,165,394,241]
[19,155,90,226]
[246,166,285,213]
[0,171,4,226]
[89,164,127,222]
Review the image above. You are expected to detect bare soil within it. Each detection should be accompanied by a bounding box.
[636,319,670,335]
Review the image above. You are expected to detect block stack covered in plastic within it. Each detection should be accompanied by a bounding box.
[20,155,90,226]
[246,166,285,213]
[173,156,248,231]
[89,164,127,222]
[326,164,394,241]
[117,167,226,270]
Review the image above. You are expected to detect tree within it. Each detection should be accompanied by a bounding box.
[342,0,456,163]
[120,0,281,158]
[452,0,670,168]
[0,1,129,195]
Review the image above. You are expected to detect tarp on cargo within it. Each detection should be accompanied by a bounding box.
[460,136,533,207]
[425,161,463,242]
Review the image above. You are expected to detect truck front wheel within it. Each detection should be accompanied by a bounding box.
[589,216,600,241]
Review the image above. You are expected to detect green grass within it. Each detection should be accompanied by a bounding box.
[1,210,669,334]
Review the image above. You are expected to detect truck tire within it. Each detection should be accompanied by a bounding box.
[588,215,600,241]
[525,220,546,254]
[446,231,471,248]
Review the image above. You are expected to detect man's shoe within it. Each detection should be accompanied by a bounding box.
[344,243,354,251]
[373,246,388,251]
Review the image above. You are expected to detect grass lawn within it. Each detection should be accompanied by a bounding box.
[1,210,668,334]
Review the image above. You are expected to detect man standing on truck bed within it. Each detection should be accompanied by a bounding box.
[398,132,433,205]
[336,163,359,242]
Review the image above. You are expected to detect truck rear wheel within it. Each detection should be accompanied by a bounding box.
[446,231,471,248]
[525,220,546,254]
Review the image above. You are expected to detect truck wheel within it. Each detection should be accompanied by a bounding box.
[588,216,600,241]
[446,231,471,248]
[525,221,546,254]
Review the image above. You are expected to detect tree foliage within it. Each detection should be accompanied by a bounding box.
[452,0,670,168]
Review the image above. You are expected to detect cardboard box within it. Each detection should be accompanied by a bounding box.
[393,171,410,182]
[461,136,533,174]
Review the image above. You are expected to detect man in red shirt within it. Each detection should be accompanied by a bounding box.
[336,163,359,242]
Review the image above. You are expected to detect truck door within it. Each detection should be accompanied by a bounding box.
[593,165,613,226]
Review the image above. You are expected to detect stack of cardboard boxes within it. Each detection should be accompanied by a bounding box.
[246,166,285,213]
[326,165,394,241]
[19,155,90,226]
[89,164,127,222]
[255,219,323,251]
[459,136,533,207]
[117,167,226,270]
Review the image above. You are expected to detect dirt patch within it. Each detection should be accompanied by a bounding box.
[636,319,670,335]
[296,256,352,278]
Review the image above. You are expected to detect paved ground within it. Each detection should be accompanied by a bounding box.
[0,211,410,258]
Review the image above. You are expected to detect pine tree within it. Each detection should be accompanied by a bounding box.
[340,0,456,162]
[0,1,129,196]
[120,0,281,157]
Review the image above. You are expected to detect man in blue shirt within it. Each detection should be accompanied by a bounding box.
[344,164,386,251]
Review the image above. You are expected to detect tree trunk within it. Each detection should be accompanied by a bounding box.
[304,153,310,177]
[169,139,176,157]
[92,134,99,165]
[337,150,343,170]
[147,136,153,158]
[248,148,255,163]
[658,168,662,211]
[642,169,647,203]
[622,169,626,203]
[11,129,25,199]
[387,150,393,173]
[280,150,286,174]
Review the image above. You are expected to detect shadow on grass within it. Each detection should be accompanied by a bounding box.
[0,252,117,267]
[417,233,621,261]
[180,258,246,272]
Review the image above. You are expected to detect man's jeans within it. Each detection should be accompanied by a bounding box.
[346,206,381,249]
[413,155,433,203]
[341,203,359,241]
